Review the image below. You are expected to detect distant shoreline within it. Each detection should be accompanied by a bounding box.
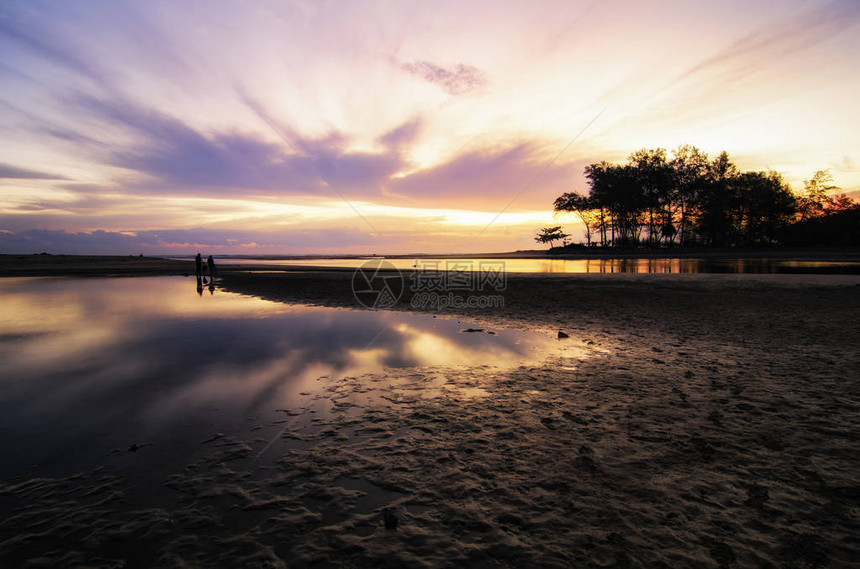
[2,246,859,277]
[171,246,860,261]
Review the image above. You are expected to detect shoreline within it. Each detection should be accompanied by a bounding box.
[2,247,860,278]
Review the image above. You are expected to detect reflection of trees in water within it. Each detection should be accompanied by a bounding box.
[571,258,838,274]
[582,258,691,274]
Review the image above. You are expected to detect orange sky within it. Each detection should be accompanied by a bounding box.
[1,0,858,254]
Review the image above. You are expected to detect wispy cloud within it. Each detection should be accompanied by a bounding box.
[32,93,580,212]
[379,117,423,149]
[0,15,108,88]
[46,94,407,198]
[0,163,68,180]
[679,0,860,86]
[0,227,381,255]
[389,143,588,210]
[401,60,487,95]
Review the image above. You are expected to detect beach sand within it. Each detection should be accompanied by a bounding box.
[1,258,858,567]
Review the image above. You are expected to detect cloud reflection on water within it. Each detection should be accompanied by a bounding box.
[0,276,554,479]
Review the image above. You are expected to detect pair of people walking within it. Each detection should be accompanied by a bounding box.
[195,254,217,295]
[195,253,216,280]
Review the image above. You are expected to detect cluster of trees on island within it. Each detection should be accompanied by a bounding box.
[536,145,859,249]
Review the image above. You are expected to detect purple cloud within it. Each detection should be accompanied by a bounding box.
[0,163,68,180]
[0,16,106,87]
[49,94,407,199]
[390,144,588,210]
[0,227,381,255]
[21,91,589,215]
[401,61,487,95]
[379,117,423,149]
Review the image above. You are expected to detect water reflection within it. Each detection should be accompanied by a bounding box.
[0,277,554,480]
[211,256,860,274]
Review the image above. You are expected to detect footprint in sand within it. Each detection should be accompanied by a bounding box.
[574,445,598,471]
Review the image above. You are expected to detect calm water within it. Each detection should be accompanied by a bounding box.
[212,257,860,274]
[0,277,556,481]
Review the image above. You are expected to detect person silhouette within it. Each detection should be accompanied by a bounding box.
[207,255,216,281]
[195,253,203,279]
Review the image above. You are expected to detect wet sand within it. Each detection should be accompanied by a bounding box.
[1,258,859,567]
[0,254,198,277]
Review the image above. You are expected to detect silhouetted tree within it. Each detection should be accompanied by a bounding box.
[534,226,569,248]
[696,151,739,246]
[798,170,839,221]
[828,194,860,213]
[781,208,860,246]
[550,145,859,249]
[733,171,796,245]
[796,169,858,220]
[554,192,599,246]
[629,148,674,246]
[670,145,710,246]
[585,162,645,247]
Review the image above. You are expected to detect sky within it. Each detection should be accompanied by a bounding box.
[1,0,858,255]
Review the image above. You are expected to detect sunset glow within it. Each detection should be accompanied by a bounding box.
[1,0,858,254]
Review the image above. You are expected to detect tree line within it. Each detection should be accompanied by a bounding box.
[543,145,858,249]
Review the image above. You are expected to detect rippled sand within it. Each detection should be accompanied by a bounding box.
[2,270,859,568]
